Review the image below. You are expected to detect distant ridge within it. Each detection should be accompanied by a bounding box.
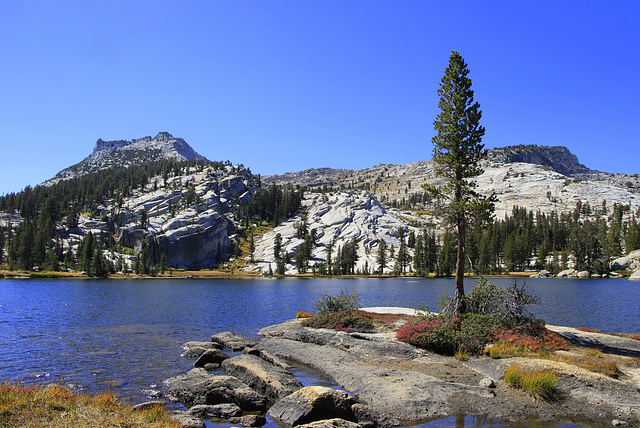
[487,145,588,176]
[48,132,208,184]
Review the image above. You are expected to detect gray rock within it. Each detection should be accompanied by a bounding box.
[229,414,268,427]
[351,403,400,428]
[183,340,222,353]
[181,346,209,358]
[245,347,293,370]
[556,268,576,278]
[577,270,591,278]
[165,368,266,410]
[257,333,494,421]
[221,353,303,402]
[296,419,360,428]
[612,420,629,426]
[171,412,206,428]
[194,348,229,367]
[185,403,242,419]
[629,270,640,281]
[211,331,259,351]
[132,401,165,411]
[268,386,356,427]
[479,378,495,388]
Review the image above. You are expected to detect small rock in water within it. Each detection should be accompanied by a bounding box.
[142,389,162,398]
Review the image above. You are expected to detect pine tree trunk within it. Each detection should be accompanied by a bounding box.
[455,216,467,315]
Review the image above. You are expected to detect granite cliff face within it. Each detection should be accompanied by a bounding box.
[37,133,258,270]
[248,191,425,275]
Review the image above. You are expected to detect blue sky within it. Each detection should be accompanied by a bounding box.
[1,1,638,194]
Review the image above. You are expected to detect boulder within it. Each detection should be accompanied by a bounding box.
[268,386,356,427]
[221,353,303,402]
[611,256,631,271]
[194,349,230,367]
[170,412,206,428]
[165,368,266,410]
[211,331,259,351]
[530,270,549,278]
[577,271,591,278]
[629,270,640,281]
[557,268,576,278]
[182,347,209,358]
[296,419,359,428]
[185,403,242,419]
[229,414,268,427]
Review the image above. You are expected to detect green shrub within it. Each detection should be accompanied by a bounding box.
[302,310,374,333]
[314,290,360,315]
[396,313,498,355]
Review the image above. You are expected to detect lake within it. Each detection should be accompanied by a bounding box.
[1,276,638,427]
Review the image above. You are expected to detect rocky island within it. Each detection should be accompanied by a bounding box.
[164,309,640,428]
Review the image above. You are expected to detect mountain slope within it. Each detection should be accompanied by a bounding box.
[48,132,208,184]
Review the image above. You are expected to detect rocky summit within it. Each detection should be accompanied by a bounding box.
[47,132,209,185]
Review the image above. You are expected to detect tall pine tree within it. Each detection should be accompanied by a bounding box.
[426,51,494,314]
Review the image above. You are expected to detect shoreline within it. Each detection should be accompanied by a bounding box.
[0,269,630,280]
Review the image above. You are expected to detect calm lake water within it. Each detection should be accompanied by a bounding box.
[1,276,638,427]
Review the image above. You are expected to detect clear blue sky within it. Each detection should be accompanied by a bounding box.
[1,1,638,194]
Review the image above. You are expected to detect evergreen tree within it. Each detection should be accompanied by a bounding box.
[273,233,282,262]
[426,51,494,314]
[376,239,388,274]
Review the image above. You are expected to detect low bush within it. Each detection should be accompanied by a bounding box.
[396,313,499,355]
[398,278,550,356]
[488,321,570,358]
[314,290,360,314]
[302,310,374,333]
[503,365,559,400]
[296,311,311,318]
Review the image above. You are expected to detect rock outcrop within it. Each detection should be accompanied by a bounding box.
[245,191,422,275]
[168,317,640,427]
[268,386,356,427]
[164,368,266,411]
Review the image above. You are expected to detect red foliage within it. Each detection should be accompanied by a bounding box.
[492,324,570,352]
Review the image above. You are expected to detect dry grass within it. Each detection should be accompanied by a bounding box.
[504,365,559,400]
[0,383,181,428]
[546,349,621,378]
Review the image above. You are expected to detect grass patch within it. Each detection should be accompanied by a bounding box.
[546,350,621,378]
[503,365,559,400]
[0,383,181,428]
